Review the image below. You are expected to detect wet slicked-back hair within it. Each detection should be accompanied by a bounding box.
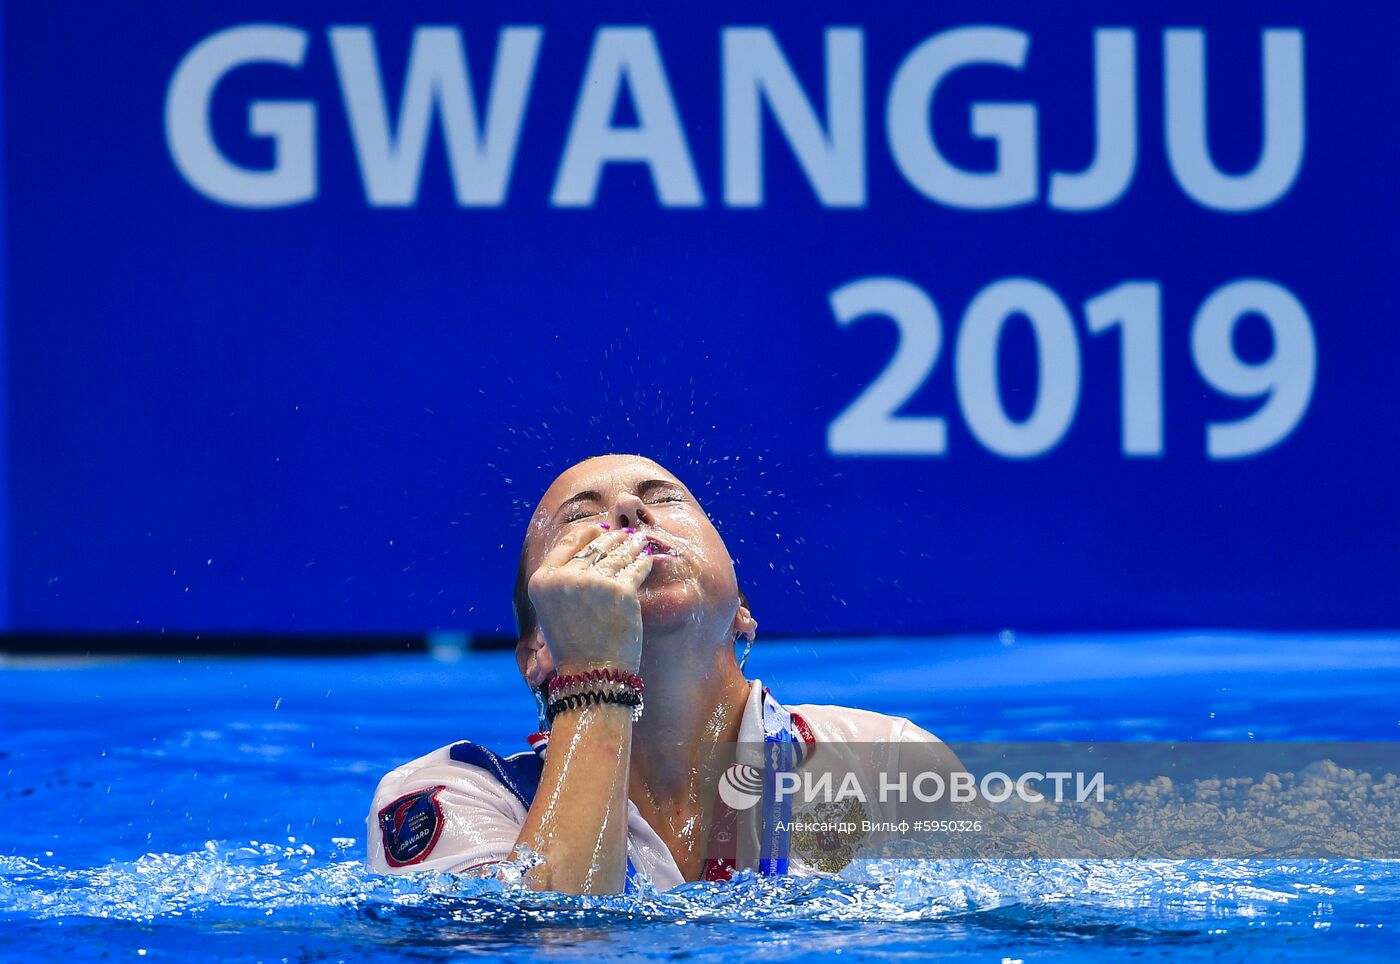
[512,541,536,640]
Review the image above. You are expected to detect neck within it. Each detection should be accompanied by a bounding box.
[628,630,751,800]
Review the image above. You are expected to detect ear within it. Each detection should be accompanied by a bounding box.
[515,629,555,688]
[730,603,757,643]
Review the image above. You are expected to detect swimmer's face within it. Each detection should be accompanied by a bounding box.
[518,455,749,652]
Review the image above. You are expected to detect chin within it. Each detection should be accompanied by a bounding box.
[638,580,703,632]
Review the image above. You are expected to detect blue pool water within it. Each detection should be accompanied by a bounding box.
[3,632,1400,961]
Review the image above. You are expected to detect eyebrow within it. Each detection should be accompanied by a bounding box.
[551,479,684,520]
[553,490,603,518]
[637,478,684,497]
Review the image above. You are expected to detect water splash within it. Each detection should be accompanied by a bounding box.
[5,837,1399,963]
[4,838,1395,928]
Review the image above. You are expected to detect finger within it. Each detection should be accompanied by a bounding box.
[540,524,614,570]
[562,528,628,570]
[541,521,606,568]
[594,531,647,576]
[614,548,654,590]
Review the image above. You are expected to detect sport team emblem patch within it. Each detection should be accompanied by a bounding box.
[378,786,446,867]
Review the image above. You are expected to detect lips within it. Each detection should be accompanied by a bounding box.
[644,535,674,555]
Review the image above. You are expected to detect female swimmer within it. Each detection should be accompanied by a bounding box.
[368,454,957,893]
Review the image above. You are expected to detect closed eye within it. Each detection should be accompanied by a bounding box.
[563,494,683,523]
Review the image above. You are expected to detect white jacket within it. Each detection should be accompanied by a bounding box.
[367,679,948,889]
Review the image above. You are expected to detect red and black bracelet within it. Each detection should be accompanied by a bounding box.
[545,669,645,723]
[546,688,642,723]
[547,668,644,698]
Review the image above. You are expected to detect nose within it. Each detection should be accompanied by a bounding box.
[612,491,648,530]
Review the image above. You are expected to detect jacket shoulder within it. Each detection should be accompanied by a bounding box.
[366,741,535,875]
[785,703,942,744]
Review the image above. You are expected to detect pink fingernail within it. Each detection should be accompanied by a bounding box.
[624,527,635,534]
[598,522,611,529]
[643,545,653,555]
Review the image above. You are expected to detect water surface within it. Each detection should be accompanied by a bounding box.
[3,633,1398,961]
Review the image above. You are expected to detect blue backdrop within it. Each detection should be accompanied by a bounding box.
[3,2,1396,635]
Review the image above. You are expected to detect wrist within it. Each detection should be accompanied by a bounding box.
[549,699,638,726]
[545,668,645,725]
[555,658,640,676]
